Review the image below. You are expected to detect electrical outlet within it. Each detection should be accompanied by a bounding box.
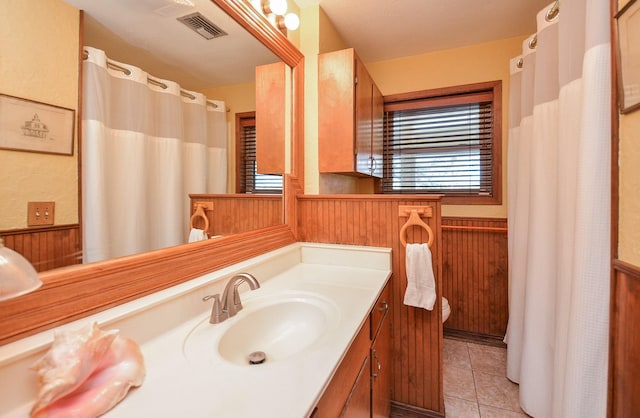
[27,201,55,226]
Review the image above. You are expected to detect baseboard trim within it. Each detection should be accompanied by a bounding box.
[443,328,506,348]
[390,401,444,418]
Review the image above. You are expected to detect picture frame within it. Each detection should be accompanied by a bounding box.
[616,0,640,114]
[0,94,75,155]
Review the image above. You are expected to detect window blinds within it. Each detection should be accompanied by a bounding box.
[383,91,494,196]
[240,123,282,194]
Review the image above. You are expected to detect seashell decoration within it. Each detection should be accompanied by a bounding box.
[30,322,145,418]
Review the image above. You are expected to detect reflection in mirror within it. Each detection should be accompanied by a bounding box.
[0,0,303,347]
[0,0,288,269]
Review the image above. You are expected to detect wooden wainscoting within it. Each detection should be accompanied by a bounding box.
[297,195,444,414]
[190,194,283,236]
[441,217,508,342]
[1,224,81,272]
[609,260,640,417]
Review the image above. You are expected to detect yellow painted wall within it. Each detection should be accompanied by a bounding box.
[619,111,640,265]
[0,0,79,230]
[300,5,321,194]
[201,82,256,193]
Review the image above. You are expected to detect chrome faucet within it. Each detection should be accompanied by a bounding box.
[203,273,260,324]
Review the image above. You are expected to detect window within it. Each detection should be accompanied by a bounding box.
[235,112,283,194]
[383,81,502,204]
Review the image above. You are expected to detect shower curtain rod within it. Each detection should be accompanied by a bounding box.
[82,49,221,109]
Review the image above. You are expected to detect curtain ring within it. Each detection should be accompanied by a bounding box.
[546,1,559,22]
[517,58,523,69]
[528,35,538,50]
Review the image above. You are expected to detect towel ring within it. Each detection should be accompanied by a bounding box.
[400,210,434,248]
[189,204,209,233]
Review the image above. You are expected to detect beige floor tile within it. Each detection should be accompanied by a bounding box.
[444,338,472,369]
[444,365,477,402]
[479,404,529,417]
[468,343,507,376]
[474,371,521,412]
[444,396,480,418]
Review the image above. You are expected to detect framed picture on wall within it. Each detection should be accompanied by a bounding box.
[616,0,640,113]
[0,94,75,155]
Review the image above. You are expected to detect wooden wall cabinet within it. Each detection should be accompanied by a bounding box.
[256,61,289,174]
[314,283,391,417]
[318,48,383,178]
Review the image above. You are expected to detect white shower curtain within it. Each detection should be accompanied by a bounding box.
[506,1,610,417]
[82,47,228,263]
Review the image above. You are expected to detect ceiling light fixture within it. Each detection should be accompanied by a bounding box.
[267,0,288,16]
[254,0,300,32]
[283,12,300,31]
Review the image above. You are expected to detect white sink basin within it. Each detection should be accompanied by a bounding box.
[183,292,340,366]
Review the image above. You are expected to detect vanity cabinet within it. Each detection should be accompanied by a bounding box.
[371,285,392,418]
[318,48,383,178]
[313,282,391,417]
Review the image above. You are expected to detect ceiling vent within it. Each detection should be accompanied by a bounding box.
[177,12,227,40]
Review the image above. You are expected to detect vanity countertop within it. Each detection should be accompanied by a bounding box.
[0,243,391,418]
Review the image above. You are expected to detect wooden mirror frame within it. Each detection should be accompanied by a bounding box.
[0,0,304,346]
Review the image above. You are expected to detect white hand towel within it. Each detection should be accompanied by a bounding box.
[403,243,436,310]
[188,228,208,243]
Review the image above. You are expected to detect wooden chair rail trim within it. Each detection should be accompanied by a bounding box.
[612,259,640,277]
[441,225,508,232]
[189,194,281,200]
[298,194,443,202]
[0,224,80,235]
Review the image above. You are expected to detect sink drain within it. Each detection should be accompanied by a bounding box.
[248,351,267,365]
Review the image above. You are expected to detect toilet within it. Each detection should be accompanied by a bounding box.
[442,297,451,323]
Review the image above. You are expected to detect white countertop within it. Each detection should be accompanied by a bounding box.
[0,243,391,418]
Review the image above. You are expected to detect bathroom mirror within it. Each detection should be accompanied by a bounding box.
[0,0,295,270]
[0,0,303,345]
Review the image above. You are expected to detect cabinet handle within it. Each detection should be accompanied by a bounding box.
[369,157,377,175]
[378,300,389,313]
[372,351,382,380]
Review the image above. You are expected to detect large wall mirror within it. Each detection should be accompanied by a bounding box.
[0,0,303,345]
[0,0,299,272]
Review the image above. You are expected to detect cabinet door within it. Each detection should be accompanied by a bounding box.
[372,311,392,418]
[370,82,384,178]
[341,356,371,418]
[318,48,356,174]
[256,61,288,174]
[355,57,373,176]
[314,317,371,418]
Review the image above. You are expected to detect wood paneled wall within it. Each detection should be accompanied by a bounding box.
[609,260,640,417]
[441,217,508,340]
[1,225,81,272]
[297,195,444,414]
[190,194,282,236]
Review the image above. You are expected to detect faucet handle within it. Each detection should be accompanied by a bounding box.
[231,285,244,313]
[203,294,225,324]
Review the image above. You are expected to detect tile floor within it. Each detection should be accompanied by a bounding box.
[443,338,530,418]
